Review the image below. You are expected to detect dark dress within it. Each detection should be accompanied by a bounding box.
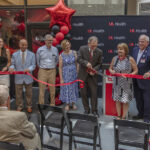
[0,48,9,86]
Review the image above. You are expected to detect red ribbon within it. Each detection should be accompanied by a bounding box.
[110,73,150,80]
[87,68,150,80]
[0,71,85,88]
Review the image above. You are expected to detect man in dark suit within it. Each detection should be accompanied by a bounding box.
[132,34,150,122]
[77,36,103,116]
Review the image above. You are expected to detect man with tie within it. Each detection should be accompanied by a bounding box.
[77,36,103,116]
[132,34,150,122]
[9,39,36,113]
[36,34,59,105]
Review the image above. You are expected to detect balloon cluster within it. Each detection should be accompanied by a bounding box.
[46,0,75,105]
[13,10,25,36]
[50,24,71,105]
[51,24,71,54]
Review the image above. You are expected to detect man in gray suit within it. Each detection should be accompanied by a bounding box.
[78,36,103,116]
[9,39,36,113]
[0,85,41,150]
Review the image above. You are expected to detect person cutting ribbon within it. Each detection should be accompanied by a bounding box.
[77,36,103,116]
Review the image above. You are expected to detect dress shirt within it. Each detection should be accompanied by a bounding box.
[20,50,27,62]
[36,45,59,69]
[137,49,145,64]
[89,48,93,57]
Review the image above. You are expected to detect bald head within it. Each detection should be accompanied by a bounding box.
[19,39,28,52]
[0,85,9,106]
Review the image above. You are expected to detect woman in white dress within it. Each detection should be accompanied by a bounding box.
[109,43,138,119]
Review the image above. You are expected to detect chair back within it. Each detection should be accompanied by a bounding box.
[114,119,150,150]
[38,104,64,120]
[0,141,25,150]
[67,112,98,122]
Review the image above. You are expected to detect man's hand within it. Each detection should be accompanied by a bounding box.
[24,69,30,73]
[89,72,95,76]
[9,68,14,73]
[143,72,150,79]
[2,67,8,72]
[86,62,92,68]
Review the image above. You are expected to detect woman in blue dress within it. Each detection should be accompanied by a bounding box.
[59,39,79,111]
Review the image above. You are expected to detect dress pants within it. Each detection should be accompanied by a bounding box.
[134,81,150,121]
[15,83,32,109]
[80,75,98,113]
[38,68,56,105]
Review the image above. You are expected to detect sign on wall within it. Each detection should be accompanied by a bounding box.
[71,16,150,63]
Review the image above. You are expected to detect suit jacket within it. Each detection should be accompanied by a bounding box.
[0,108,41,150]
[10,50,36,84]
[132,46,150,90]
[77,45,103,82]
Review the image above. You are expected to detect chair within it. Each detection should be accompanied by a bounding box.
[38,104,65,150]
[114,119,150,150]
[66,112,102,150]
[0,141,25,150]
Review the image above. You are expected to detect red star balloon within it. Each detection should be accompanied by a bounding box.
[45,0,76,29]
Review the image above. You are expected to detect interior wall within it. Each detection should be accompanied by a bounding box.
[127,0,137,15]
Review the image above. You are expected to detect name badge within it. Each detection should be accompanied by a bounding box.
[140,59,146,63]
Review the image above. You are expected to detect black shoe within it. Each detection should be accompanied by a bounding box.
[92,111,99,117]
[144,120,150,123]
[132,115,143,120]
[84,110,90,114]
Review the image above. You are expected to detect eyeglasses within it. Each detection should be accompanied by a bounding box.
[46,40,53,42]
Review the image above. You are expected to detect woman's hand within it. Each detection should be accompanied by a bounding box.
[60,79,64,84]
[110,70,115,74]
[2,67,8,72]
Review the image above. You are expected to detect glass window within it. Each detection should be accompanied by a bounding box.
[27,0,59,5]
[68,0,125,16]
[31,29,49,53]
[27,8,50,23]
[0,0,24,6]
[0,9,25,51]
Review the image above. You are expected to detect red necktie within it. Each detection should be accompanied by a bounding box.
[89,50,93,60]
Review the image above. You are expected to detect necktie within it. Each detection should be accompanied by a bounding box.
[22,52,25,64]
[89,50,93,60]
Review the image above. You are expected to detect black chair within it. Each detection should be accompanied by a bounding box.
[114,119,150,150]
[66,112,102,150]
[0,141,25,150]
[38,104,65,150]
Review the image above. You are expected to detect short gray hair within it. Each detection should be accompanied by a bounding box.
[44,34,53,40]
[88,36,98,43]
[139,34,149,42]
[0,85,9,105]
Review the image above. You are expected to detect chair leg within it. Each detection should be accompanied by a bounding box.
[98,128,102,150]
[93,136,97,150]
[115,140,118,150]
[60,127,64,150]
[40,123,43,146]
[73,138,77,149]
[69,133,72,150]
